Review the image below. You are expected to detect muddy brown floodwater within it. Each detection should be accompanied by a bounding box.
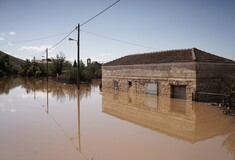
[0,77,235,160]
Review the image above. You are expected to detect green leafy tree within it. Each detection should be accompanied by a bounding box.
[221,78,235,113]
[0,55,13,75]
[26,65,41,77]
[73,60,77,68]
[19,59,43,77]
[80,60,85,68]
[63,61,72,70]
[50,54,65,76]
[79,61,101,82]
[19,59,32,76]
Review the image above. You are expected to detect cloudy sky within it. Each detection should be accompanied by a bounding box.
[0,0,235,63]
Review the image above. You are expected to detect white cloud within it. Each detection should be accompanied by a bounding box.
[9,32,16,36]
[8,42,13,46]
[0,32,16,41]
[0,32,7,36]
[0,32,6,41]
[19,45,52,53]
[10,109,16,113]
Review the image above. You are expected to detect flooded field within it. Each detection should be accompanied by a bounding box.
[0,77,235,160]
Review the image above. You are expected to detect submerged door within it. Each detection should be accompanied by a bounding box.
[146,82,157,95]
[172,85,186,99]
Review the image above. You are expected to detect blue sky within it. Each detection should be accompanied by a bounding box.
[0,0,235,63]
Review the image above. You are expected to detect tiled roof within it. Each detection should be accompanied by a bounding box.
[103,48,234,66]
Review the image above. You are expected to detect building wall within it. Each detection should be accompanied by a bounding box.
[196,62,235,92]
[102,63,197,100]
[195,62,235,102]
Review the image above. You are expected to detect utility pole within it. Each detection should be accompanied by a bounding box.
[33,56,35,78]
[46,48,48,82]
[77,23,80,90]
[45,48,49,114]
[77,89,81,152]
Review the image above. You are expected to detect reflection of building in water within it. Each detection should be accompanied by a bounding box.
[102,89,233,143]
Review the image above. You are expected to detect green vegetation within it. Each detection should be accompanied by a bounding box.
[0,55,18,76]
[80,61,102,81]
[56,59,102,83]
[0,50,101,83]
[50,55,66,76]
[0,50,25,71]
[0,50,25,76]
[19,59,46,77]
[221,78,235,114]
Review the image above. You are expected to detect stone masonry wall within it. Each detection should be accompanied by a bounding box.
[194,62,235,102]
[196,62,235,93]
[103,63,196,79]
[102,63,197,100]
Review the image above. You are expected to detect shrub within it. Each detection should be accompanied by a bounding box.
[221,78,235,114]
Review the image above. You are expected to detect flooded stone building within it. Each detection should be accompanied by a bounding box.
[102,48,235,101]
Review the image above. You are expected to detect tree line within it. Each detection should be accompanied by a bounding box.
[0,54,101,83]
[0,55,18,76]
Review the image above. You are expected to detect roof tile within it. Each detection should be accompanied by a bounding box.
[103,48,234,66]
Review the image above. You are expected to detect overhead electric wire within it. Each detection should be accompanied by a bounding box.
[0,1,120,47]
[0,31,71,46]
[1,0,120,59]
[46,0,120,52]
[35,51,47,59]
[80,0,120,27]
[81,29,159,50]
[47,28,77,51]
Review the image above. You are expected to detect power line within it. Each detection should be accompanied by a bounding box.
[47,0,120,51]
[81,29,159,50]
[1,0,121,59]
[0,31,70,46]
[35,51,47,59]
[80,0,120,27]
[48,28,77,51]
[32,27,76,59]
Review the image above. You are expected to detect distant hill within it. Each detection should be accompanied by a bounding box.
[0,50,25,69]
